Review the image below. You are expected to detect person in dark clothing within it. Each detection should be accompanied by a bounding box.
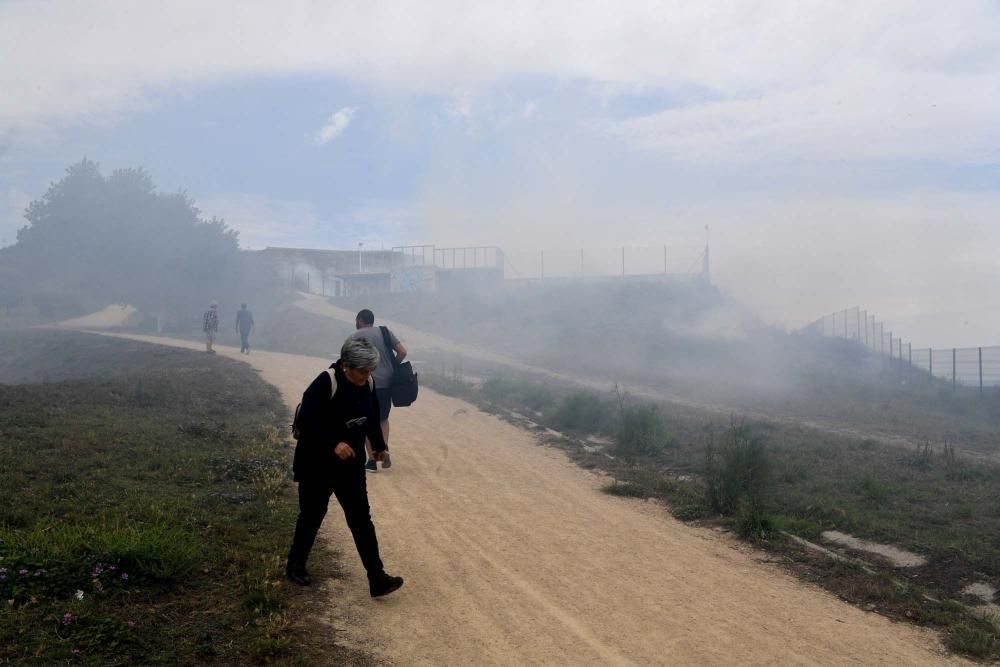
[286,337,403,598]
[236,304,254,354]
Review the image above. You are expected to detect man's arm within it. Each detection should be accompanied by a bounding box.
[389,330,407,362]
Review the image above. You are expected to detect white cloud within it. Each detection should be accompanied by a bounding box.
[314,107,357,145]
[3,1,1000,166]
[615,67,1000,163]
[197,193,415,251]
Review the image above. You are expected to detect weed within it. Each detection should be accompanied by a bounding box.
[944,617,1000,659]
[602,481,650,498]
[551,391,615,434]
[853,471,892,506]
[908,442,934,470]
[705,421,771,518]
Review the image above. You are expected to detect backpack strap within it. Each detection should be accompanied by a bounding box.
[326,368,337,399]
[325,367,373,398]
[379,326,400,369]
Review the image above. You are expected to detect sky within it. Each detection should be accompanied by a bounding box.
[2,0,1000,346]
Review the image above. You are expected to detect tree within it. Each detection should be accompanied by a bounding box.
[4,159,276,327]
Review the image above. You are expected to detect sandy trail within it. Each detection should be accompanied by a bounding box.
[73,328,964,666]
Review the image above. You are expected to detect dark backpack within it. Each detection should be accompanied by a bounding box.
[380,326,418,407]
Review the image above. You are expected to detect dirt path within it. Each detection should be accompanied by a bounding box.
[73,328,965,665]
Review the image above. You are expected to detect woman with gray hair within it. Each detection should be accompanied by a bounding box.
[286,337,403,597]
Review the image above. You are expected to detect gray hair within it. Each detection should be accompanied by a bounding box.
[340,337,380,370]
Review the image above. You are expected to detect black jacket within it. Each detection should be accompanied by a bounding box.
[292,361,387,481]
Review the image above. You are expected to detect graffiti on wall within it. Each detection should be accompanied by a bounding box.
[390,266,434,293]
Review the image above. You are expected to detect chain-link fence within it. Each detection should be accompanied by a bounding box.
[808,306,1000,390]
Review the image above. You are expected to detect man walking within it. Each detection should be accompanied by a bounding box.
[351,309,407,471]
[286,337,403,597]
[203,302,219,354]
[236,303,255,354]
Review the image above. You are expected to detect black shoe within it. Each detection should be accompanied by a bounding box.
[369,571,404,598]
[286,561,311,586]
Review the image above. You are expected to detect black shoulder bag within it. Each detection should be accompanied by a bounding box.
[380,326,418,407]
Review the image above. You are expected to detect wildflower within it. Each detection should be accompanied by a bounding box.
[62,612,73,625]
[18,569,28,576]
[34,569,44,577]
[127,620,136,628]
[71,648,81,655]
[120,573,129,581]
[92,579,103,592]
[74,590,84,601]
[0,574,6,582]
[0,567,6,573]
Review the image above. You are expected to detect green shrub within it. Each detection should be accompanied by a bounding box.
[602,481,649,498]
[705,422,771,524]
[617,404,668,456]
[853,470,891,506]
[944,618,1000,659]
[551,391,614,434]
[480,376,517,403]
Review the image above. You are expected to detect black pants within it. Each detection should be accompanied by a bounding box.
[287,463,384,576]
[239,329,251,353]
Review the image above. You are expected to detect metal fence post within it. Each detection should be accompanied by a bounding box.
[929,349,933,384]
[908,344,912,384]
[979,347,984,394]
[856,307,861,341]
[953,348,957,391]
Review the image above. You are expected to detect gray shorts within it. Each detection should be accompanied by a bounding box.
[376,388,392,422]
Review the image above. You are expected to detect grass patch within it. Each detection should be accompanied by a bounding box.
[0,330,361,665]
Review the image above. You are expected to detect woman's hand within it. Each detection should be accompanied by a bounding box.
[334,442,355,460]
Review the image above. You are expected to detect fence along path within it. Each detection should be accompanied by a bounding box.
[808,306,1000,390]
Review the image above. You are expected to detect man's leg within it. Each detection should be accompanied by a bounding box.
[240,331,248,353]
[331,464,384,577]
[287,478,334,583]
[377,389,393,468]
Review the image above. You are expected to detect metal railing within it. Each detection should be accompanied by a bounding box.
[502,245,709,281]
[808,306,1000,391]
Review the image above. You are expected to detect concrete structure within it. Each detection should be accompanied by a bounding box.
[260,245,504,297]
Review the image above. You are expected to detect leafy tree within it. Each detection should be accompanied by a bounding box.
[5,159,277,327]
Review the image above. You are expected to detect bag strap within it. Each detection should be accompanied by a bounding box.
[326,369,337,398]
[379,326,400,369]
[325,367,373,398]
